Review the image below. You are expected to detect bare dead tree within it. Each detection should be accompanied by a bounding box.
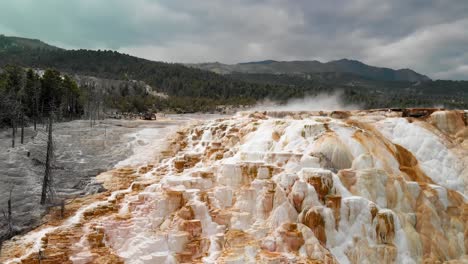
[40,115,55,205]
[33,80,40,131]
[82,82,105,128]
[1,186,14,254]
[2,187,14,236]
[11,118,15,148]
[60,199,65,219]
[0,94,21,148]
[20,113,25,144]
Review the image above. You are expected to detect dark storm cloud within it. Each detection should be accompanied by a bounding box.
[0,0,467,79]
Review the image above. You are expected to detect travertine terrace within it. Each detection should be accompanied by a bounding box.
[1,109,468,264]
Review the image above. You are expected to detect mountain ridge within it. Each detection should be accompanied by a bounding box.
[0,34,466,112]
[188,58,431,82]
[0,34,61,52]
[0,34,431,82]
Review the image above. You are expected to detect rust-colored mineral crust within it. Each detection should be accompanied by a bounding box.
[1,109,467,264]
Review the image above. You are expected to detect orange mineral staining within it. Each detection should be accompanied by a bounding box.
[2,109,467,264]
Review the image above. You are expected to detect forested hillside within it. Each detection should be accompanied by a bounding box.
[0,35,293,111]
[228,72,468,109]
[188,59,431,82]
[1,35,467,114]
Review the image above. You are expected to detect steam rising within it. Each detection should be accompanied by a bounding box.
[251,92,361,111]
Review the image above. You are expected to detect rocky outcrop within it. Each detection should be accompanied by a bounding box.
[429,110,465,135]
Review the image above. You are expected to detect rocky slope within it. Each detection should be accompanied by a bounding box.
[1,109,467,264]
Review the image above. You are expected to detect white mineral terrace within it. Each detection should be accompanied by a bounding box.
[1,109,467,264]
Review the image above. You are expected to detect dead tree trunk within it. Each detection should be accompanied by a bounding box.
[11,120,16,148]
[20,114,24,144]
[2,187,13,237]
[33,98,37,131]
[60,199,65,219]
[7,190,12,235]
[40,116,53,205]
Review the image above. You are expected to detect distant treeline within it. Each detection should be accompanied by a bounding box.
[228,72,468,109]
[0,66,84,129]
[1,47,333,106]
[1,44,468,114]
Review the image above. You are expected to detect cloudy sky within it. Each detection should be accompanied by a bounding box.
[1,0,468,79]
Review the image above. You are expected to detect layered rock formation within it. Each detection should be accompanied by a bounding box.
[1,109,467,264]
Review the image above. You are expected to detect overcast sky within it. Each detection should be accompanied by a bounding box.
[1,0,468,79]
